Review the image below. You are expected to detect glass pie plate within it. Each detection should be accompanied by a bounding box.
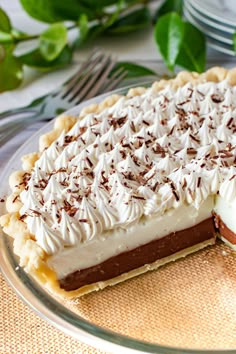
[1,84,236,354]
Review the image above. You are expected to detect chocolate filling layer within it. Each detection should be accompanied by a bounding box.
[60,217,215,291]
[213,212,236,245]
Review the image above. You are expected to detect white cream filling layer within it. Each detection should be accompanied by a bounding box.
[214,195,236,234]
[48,197,214,279]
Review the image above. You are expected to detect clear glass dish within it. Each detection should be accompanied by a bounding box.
[1,84,236,354]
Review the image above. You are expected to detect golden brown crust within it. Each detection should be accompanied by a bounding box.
[21,152,40,171]
[1,66,235,298]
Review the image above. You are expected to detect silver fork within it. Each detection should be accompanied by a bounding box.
[0,51,127,146]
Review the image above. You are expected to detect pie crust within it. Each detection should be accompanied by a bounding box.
[1,66,236,299]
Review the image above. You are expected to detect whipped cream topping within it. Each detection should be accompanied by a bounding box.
[20,80,236,256]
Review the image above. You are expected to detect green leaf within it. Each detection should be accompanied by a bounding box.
[0,8,13,44]
[103,0,124,29]
[75,23,105,48]
[176,22,206,73]
[0,31,13,44]
[112,62,157,79]
[107,7,151,34]
[0,8,11,33]
[0,46,23,92]
[76,1,124,47]
[154,12,183,71]
[0,45,4,60]
[155,0,183,19]
[233,31,236,53]
[20,0,95,23]
[11,28,31,41]
[18,45,72,69]
[39,23,67,61]
[76,14,89,47]
[87,24,106,41]
[81,0,118,7]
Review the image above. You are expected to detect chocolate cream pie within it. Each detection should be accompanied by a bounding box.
[1,67,236,298]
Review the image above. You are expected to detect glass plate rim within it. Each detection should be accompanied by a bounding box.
[0,82,235,354]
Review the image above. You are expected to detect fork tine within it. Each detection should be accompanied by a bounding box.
[68,54,112,101]
[71,57,117,103]
[52,48,98,93]
[0,122,26,146]
[60,54,109,102]
[108,66,124,79]
[60,51,106,99]
[103,68,128,92]
[82,59,118,101]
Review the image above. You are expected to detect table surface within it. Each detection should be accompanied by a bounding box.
[0,1,236,353]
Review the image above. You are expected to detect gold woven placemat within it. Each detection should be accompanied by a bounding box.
[66,242,236,351]
[1,242,236,353]
[0,272,107,354]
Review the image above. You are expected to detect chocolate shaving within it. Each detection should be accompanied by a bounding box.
[38,178,48,189]
[29,209,41,216]
[63,200,78,217]
[81,137,86,145]
[227,117,233,128]
[167,125,175,136]
[123,171,135,181]
[60,179,69,187]
[130,121,136,132]
[187,148,197,155]
[19,214,27,221]
[187,88,193,98]
[120,150,126,159]
[86,157,93,168]
[188,188,194,200]
[64,135,74,144]
[12,195,19,203]
[152,143,166,156]
[196,90,205,99]
[182,178,187,188]
[117,116,127,126]
[197,177,201,188]
[136,175,146,185]
[151,181,159,192]
[225,143,232,151]
[122,143,132,149]
[190,134,200,143]
[145,172,155,182]
[19,172,31,187]
[132,195,145,200]
[175,106,187,117]
[178,99,190,106]
[211,94,223,103]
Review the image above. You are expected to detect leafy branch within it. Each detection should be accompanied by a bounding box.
[0,0,221,93]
